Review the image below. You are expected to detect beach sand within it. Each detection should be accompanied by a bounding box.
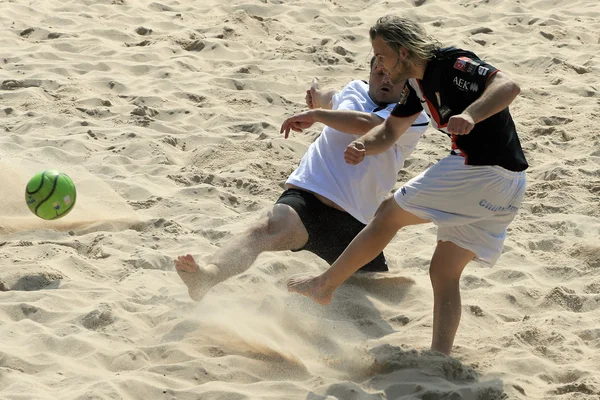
[1,0,599,399]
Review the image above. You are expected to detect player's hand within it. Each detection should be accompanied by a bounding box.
[280,111,316,139]
[344,141,366,165]
[447,113,475,135]
[305,78,320,109]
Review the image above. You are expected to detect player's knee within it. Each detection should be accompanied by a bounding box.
[267,205,297,234]
[373,197,393,221]
[373,197,404,229]
[249,205,302,243]
[246,217,271,238]
[429,261,462,290]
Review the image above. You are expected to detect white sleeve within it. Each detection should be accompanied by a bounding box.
[373,103,398,120]
[331,81,356,110]
[393,111,430,159]
[331,91,343,109]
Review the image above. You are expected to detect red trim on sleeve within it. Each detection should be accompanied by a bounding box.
[486,69,499,86]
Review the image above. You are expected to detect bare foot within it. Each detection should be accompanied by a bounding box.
[287,275,335,305]
[174,254,222,301]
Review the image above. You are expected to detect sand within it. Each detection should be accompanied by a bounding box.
[1,0,599,399]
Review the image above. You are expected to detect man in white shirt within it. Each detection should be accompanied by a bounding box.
[174,58,429,301]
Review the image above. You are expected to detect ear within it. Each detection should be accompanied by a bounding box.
[398,47,410,61]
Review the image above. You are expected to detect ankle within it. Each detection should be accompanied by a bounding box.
[317,274,335,292]
[203,264,223,279]
[431,343,452,355]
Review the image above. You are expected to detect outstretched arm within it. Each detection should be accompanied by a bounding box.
[344,112,421,164]
[280,109,387,138]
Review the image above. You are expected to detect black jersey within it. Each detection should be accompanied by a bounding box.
[391,47,528,172]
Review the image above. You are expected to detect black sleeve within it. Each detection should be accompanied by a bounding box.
[449,55,499,96]
[390,82,423,117]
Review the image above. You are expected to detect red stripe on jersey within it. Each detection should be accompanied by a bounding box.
[416,81,447,129]
[451,134,459,150]
[414,80,467,163]
[451,134,468,162]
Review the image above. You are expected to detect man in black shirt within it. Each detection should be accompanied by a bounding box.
[287,14,528,356]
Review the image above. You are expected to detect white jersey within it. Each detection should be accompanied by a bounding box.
[286,80,430,224]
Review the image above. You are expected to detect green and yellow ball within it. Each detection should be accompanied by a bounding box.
[25,170,77,220]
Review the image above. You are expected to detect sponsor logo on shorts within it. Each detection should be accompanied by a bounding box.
[400,187,407,196]
[479,199,518,213]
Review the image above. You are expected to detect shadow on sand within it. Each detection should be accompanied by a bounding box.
[307,344,506,400]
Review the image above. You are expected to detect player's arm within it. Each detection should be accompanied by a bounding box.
[312,109,384,135]
[464,71,520,123]
[344,113,421,164]
[280,109,384,138]
[449,71,520,135]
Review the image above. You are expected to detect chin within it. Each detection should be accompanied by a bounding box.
[376,95,394,105]
[390,75,404,85]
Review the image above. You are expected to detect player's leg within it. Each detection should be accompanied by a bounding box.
[426,158,527,354]
[298,198,391,273]
[175,202,308,301]
[287,196,429,305]
[428,240,474,355]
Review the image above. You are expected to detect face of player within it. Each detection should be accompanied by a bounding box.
[368,61,405,105]
[371,35,412,85]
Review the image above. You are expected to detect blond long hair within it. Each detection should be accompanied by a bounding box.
[369,15,440,61]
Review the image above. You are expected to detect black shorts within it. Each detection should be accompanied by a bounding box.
[275,189,388,272]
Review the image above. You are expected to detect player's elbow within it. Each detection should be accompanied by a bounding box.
[357,115,384,135]
[496,72,520,98]
[508,80,521,97]
[490,72,520,99]
[368,117,385,132]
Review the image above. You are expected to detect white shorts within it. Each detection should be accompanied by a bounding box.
[394,155,526,267]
